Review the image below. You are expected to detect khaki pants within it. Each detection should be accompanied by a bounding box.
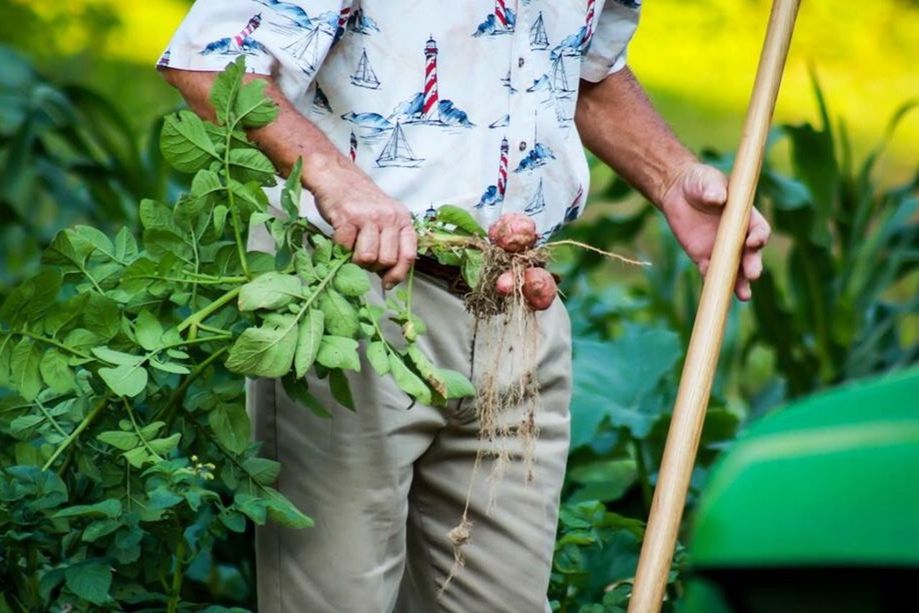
[248,273,572,612]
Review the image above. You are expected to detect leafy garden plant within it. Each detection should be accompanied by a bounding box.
[0,58,482,611]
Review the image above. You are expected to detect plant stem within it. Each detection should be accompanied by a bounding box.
[43,396,109,472]
[177,287,241,333]
[16,330,94,361]
[631,436,653,517]
[166,536,185,613]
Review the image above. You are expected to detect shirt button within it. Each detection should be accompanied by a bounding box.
[518,141,527,151]
[518,57,525,68]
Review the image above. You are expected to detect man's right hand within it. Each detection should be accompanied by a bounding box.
[306,158,417,290]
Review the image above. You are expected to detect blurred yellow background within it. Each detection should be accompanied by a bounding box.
[6,0,918,179]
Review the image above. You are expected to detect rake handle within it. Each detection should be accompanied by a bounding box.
[626,1,801,611]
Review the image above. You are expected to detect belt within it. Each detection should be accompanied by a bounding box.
[413,255,472,297]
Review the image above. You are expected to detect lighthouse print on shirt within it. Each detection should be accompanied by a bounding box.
[160,0,641,240]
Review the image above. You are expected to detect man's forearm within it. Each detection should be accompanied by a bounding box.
[575,67,696,209]
[160,68,357,196]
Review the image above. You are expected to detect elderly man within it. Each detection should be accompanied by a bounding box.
[159,1,770,611]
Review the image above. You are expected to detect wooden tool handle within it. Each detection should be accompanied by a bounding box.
[626,1,801,611]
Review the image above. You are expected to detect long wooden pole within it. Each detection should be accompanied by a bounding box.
[627,1,801,611]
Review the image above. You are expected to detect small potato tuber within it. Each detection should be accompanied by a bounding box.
[488,213,537,253]
[522,267,557,311]
[495,270,515,296]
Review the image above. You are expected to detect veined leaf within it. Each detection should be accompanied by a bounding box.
[318,289,359,338]
[209,55,244,125]
[160,110,219,173]
[238,272,301,311]
[328,369,355,410]
[225,314,298,377]
[315,335,360,371]
[11,338,42,401]
[98,364,148,398]
[333,263,371,297]
[389,353,431,405]
[64,560,112,606]
[235,77,279,128]
[436,205,486,236]
[229,147,276,182]
[295,309,324,378]
[366,341,390,376]
[209,403,250,454]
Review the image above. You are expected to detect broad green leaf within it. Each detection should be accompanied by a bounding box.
[134,310,164,351]
[149,359,191,375]
[238,272,301,311]
[64,560,112,606]
[209,403,250,454]
[225,314,298,378]
[10,414,44,435]
[282,157,304,219]
[462,249,484,289]
[234,493,268,524]
[295,309,324,378]
[139,198,176,232]
[318,289,359,338]
[571,324,681,447]
[333,263,371,297]
[122,447,150,469]
[435,368,476,399]
[147,433,181,455]
[40,349,76,393]
[82,519,121,542]
[11,338,42,401]
[54,499,122,519]
[209,55,244,125]
[294,249,315,283]
[98,363,148,398]
[315,335,361,371]
[0,268,61,325]
[160,110,219,173]
[83,294,120,341]
[92,347,144,366]
[229,147,276,182]
[328,369,355,410]
[366,341,390,376]
[113,227,139,261]
[242,457,281,485]
[436,205,486,236]
[389,353,431,405]
[264,487,314,529]
[72,225,115,259]
[97,431,139,451]
[235,77,279,127]
[311,234,332,264]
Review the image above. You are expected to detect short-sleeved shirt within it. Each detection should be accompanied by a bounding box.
[160,0,641,240]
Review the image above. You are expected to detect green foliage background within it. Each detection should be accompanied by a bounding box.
[1,1,918,610]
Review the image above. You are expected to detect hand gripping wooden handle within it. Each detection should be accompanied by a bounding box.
[626,1,801,611]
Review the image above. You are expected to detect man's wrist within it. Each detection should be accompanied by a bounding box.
[300,151,354,197]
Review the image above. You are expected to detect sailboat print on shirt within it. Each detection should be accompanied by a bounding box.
[376,121,424,168]
[530,12,549,50]
[256,0,340,75]
[350,49,381,89]
[524,178,547,215]
[515,112,556,173]
[347,8,380,35]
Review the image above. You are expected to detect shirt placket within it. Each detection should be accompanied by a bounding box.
[503,0,540,217]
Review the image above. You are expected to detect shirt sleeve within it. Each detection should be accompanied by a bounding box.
[157,0,351,82]
[580,0,641,82]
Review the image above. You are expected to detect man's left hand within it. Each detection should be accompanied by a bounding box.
[659,162,771,301]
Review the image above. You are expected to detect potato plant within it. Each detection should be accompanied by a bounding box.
[0,58,479,611]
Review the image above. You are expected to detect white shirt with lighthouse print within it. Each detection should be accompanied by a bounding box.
[159,0,642,241]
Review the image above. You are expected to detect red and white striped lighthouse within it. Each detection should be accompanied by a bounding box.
[349,131,358,162]
[497,137,509,199]
[233,14,262,48]
[583,0,596,46]
[494,0,509,27]
[422,36,440,120]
